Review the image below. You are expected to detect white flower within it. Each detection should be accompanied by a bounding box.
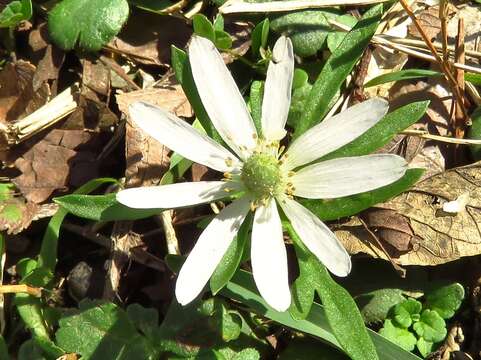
[117,35,408,312]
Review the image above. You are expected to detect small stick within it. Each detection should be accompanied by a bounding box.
[0,284,42,297]
[398,0,468,121]
[454,18,466,138]
[439,0,450,70]
[402,129,481,144]
[159,211,180,255]
[358,217,406,277]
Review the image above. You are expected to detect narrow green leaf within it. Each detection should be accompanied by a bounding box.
[295,4,382,138]
[326,14,357,52]
[171,46,223,143]
[48,0,129,51]
[249,80,264,134]
[210,214,251,295]
[300,168,424,221]
[38,178,118,273]
[321,101,430,161]
[0,336,7,360]
[221,269,422,360]
[192,14,215,42]
[251,19,269,57]
[54,193,162,222]
[364,69,441,87]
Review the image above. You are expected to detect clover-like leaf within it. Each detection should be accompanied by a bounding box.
[48,0,129,51]
[356,289,406,324]
[56,300,157,359]
[392,298,422,328]
[425,283,465,319]
[0,0,32,28]
[379,319,417,352]
[416,337,434,358]
[412,310,447,343]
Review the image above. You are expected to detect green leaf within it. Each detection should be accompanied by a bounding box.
[379,319,417,352]
[392,299,422,328]
[270,10,334,57]
[424,283,465,320]
[0,183,33,233]
[300,168,424,221]
[48,0,129,51]
[416,337,434,358]
[18,339,47,360]
[316,261,378,360]
[193,14,215,42]
[287,226,377,360]
[215,30,233,50]
[288,249,316,320]
[54,193,162,222]
[15,295,64,358]
[294,4,382,138]
[248,80,264,134]
[221,269,422,360]
[126,304,159,340]
[279,337,347,359]
[56,300,157,359]
[210,214,251,295]
[467,106,481,160]
[356,289,406,324]
[465,72,481,86]
[214,14,224,31]
[288,72,313,128]
[251,19,269,57]
[171,46,222,143]
[364,69,442,87]
[39,178,118,273]
[0,0,32,28]
[0,336,9,359]
[412,310,446,343]
[321,101,430,161]
[326,15,357,52]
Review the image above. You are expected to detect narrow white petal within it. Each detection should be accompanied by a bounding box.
[283,98,389,170]
[189,36,257,159]
[117,181,238,209]
[129,102,239,172]
[175,197,251,305]
[251,200,290,311]
[292,155,407,199]
[261,36,294,142]
[278,196,351,277]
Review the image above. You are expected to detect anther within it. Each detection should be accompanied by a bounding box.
[223,172,232,179]
[288,171,295,177]
[225,157,233,167]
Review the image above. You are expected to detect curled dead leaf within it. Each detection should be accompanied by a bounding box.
[336,161,481,266]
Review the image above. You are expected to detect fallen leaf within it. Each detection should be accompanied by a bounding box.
[0,183,39,234]
[12,129,100,203]
[108,12,191,67]
[335,160,481,266]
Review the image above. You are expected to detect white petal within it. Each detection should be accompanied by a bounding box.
[251,200,290,311]
[130,102,239,172]
[283,98,389,170]
[278,196,351,277]
[189,36,257,159]
[175,197,251,305]
[261,36,294,142]
[117,181,238,209]
[292,155,407,199]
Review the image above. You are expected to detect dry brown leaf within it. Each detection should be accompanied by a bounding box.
[335,160,481,266]
[12,129,99,203]
[108,13,191,67]
[81,58,110,97]
[0,61,50,123]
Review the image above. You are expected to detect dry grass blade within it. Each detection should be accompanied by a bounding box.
[0,85,79,148]
[219,0,387,14]
[402,129,481,145]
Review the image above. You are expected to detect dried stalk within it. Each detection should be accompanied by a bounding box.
[220,0,387,14]
[0,85,79,148]
[402,129,481,145]
[454,18,466,138]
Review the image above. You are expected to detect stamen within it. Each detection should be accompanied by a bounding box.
[223,172,232,179]
[250,201,257,212]
[288,171,295,177]
[225,157,233,167]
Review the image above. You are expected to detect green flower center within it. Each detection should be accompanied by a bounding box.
[241,153,282,199]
